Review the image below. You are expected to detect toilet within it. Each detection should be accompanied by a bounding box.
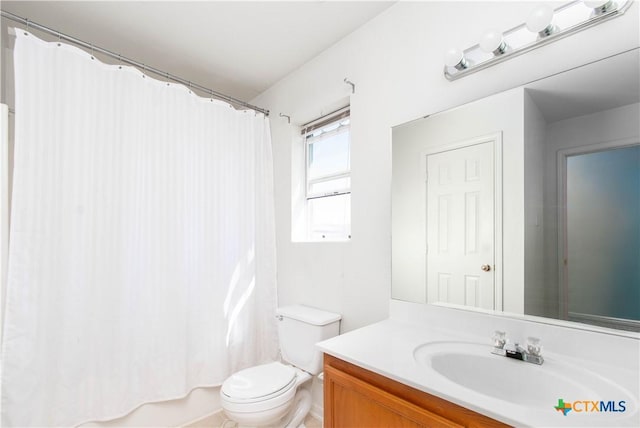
[220,305,341,427]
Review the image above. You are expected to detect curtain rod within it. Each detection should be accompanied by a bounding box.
[0,10,270,116]
[301,105,349,128]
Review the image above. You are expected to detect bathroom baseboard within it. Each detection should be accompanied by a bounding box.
[309,405,324,424]
[181,406,321,427]
[182,409,320,427]
[179,409,224,428]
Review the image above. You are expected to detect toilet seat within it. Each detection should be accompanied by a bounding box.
[221,362,297,413]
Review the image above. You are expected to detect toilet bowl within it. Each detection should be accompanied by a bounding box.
[220,305,341,427]
[220,362,310,426]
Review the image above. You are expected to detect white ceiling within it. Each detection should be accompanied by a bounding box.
[1,1,394,102]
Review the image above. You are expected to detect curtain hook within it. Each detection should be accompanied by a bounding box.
[188,81,192,94]
[24,18,30,36]
[279,113,291,124]
[90,44,95,60]
[57,32,61,46]
[344,78,355,94]
[166,71,170,86]
[118,54,122,69]
[210,89,214,102]
[142,64,146,78]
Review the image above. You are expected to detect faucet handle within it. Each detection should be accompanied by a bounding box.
[526,337,542,356]
[492,330,507,348]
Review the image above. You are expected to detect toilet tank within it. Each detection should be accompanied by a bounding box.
[276,305,341,375]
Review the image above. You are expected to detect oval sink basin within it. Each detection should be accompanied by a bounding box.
[413,341,634,410]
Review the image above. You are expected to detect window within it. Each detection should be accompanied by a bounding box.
[302,108,351,240]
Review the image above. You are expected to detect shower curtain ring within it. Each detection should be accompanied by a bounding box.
[57,32,61,46]
[90,44,95,60]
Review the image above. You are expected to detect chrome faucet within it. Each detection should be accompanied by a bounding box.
[491,330,507,354]
[491,331,544,365]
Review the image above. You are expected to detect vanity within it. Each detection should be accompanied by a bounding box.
[318,302,640,427]
[323,353,506,428]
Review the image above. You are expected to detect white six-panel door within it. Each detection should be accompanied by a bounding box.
[426,141,495,309]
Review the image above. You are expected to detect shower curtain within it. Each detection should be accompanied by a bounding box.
[1,31,278,427]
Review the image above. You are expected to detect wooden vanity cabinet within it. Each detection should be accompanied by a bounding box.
[323,354,510,428]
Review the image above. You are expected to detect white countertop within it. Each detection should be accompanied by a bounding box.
[317,318,640,427]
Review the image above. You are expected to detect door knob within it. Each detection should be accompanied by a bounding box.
[481,264,491,272]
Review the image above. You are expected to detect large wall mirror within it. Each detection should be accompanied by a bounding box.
[392,48,639,332]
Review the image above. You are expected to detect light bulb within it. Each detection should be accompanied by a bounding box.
[526,4,556,36]
[479,29,507,55]
[444,47,467,69]
[584,0,616,14]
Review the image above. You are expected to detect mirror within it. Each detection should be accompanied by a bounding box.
[391,49,639,332]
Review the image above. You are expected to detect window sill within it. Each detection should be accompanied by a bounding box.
[291,238,351,244]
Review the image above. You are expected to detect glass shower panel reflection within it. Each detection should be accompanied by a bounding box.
[566,145,640,323]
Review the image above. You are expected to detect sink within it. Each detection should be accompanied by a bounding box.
[413,341,635,410]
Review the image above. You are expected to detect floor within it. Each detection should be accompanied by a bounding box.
[184,411,322,428]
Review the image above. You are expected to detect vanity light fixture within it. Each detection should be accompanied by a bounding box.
[444,0,632,81]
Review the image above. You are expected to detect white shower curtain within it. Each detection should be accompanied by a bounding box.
[1,31,278,427]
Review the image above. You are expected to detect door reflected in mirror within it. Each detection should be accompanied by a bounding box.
[563,145,639,327]
[391,49,640,332]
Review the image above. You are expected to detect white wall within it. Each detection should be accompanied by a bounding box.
[0,102,8,345]
[252,1,639,332]
[1,41,15,344]
[523,90,548,317]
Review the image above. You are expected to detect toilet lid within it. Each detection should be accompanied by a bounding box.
[221,362,296,400]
